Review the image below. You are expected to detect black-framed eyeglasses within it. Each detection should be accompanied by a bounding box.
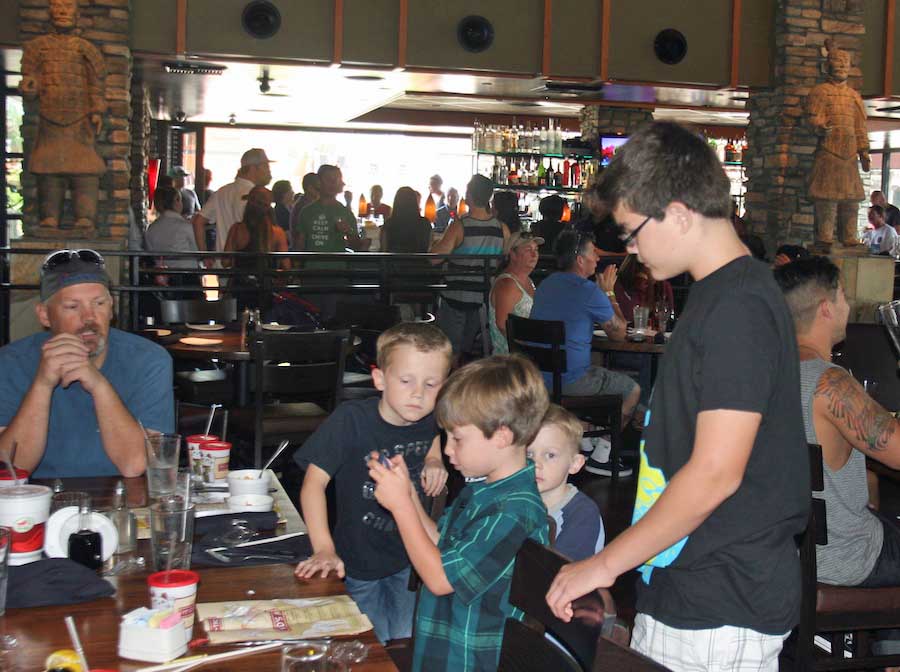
[618,216,652,247]
[42,249,105,271]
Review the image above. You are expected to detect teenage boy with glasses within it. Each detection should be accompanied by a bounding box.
[0,249,174,477]
[546,122,809,671]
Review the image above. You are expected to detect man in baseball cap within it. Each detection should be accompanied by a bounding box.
[192,148,274,253]
[0,249,174,477]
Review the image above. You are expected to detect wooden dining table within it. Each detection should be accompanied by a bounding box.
[5,476,397,671]
[592,331,667,384]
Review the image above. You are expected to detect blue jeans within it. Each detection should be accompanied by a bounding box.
[344,567,415,642]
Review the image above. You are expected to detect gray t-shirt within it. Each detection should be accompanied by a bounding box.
[800,358,883,585]
[145,210,200,269]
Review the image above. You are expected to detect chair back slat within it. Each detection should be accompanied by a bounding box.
[250,330,349,468]
[505,539,616,671]
[160,298,237,324]
[808,443,827,547]
[506,315,567,403]
[498,619,582,672]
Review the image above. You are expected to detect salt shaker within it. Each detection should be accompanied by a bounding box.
[108,479,136,554]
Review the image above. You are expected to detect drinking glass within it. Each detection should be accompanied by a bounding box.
[50,490,89,514]
[149,498,194,571]
[633,306,650,332]
[145,433,181,500]
[282,641,329,672]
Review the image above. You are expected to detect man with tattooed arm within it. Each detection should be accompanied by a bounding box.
[775,256,900,588]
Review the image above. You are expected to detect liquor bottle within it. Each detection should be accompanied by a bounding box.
[424,195,437,222]
[506,159,519,185]
[68,499,103,572]
[357,194,367,218]
[554,160,564,188]
[562,159,571,188]
[554,121,564,154]
[537,160,546,186]
[539,125,549,154]
[492,157,501,183]
[571,161,580,189]
[472,120,483,151]
[458,198,468,216]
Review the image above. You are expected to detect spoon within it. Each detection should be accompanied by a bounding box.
[258,440,290,478]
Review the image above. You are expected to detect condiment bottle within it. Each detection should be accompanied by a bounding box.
[108,480,136,554]
[68,498,103,572]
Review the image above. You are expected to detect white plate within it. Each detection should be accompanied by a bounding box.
[261,322,291,331]
[144,328,172,337]
[44,506,119,562]
[186,323,225,331]
[593,329,608,338]
[179,337,223,346]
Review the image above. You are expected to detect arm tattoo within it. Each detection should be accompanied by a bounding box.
[816,368,896,452]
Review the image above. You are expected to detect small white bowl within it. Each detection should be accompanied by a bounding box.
[227,469,270,497]
[226,494,274,512]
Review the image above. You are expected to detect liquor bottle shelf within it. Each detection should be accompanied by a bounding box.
[492,183,583,193]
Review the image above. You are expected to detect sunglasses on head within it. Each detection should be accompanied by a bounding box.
[42,249,105,271]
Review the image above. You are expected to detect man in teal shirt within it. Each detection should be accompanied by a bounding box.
[292,164,370,320]
[293,164,369,254]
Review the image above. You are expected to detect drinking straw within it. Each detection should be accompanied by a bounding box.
[9,442,17,486]
[64,616,89,672]
[203,404,221,437]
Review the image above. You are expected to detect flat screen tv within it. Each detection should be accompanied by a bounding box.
[600,135,629,166]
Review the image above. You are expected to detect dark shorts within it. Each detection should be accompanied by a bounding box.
[859,511,900,588]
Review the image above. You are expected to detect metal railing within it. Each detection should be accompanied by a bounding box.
[0,248,559,344]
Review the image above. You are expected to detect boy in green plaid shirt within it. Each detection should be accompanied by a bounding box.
[368,354,550,671]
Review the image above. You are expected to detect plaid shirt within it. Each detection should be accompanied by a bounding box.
[411,463,549,672]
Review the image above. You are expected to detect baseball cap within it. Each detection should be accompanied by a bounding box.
[40,249,110,301]
[503,231,545,255]
[240,148,274,168]
[168,166,190,177]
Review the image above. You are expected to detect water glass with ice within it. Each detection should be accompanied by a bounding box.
[145,433,181,500]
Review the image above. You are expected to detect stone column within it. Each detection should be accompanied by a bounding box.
[744,0,866,254]
[580,106,655,144]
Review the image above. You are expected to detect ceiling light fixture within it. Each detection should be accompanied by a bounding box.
[164,61,226,76]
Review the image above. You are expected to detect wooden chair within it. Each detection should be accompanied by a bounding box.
[506,315,626,482]
[160,297,237,324]
[230,330,349,468]
[498,539,667,672]
[781,443,900,670]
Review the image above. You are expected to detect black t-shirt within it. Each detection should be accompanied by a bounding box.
[887,203,900,230]
[292,397,438,580]
[633,255,809,634]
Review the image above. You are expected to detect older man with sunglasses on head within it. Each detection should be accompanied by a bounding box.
[0,249,174,478]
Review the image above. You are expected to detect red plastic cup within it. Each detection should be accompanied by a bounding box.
[148,569,200,632]
[199,441,231,483]
[0,484,51,565]
[185,434,218,479]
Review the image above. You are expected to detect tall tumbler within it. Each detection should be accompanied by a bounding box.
[145,433,182,500]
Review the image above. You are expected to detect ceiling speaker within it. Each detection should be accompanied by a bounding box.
[457,15,495,53]
[242,1,282,39]
[654,29,687,65]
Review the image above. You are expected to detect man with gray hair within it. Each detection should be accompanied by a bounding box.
[0,250,174,477]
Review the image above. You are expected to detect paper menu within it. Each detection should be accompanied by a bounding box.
[196,597,373,643]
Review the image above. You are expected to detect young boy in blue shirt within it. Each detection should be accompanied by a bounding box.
[369,354,550,671]
[293,322,451,643]
[528,404,605,560]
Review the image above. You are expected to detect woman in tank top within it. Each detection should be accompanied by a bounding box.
[489,231,543,354]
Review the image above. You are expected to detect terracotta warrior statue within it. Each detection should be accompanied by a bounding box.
[805,39,870,250]
[20,0,107,235]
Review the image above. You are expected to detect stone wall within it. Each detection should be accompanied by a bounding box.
[744,0,865,254]
[18,0,133,241]
[130,80,151,230]
[580,106,654,143]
